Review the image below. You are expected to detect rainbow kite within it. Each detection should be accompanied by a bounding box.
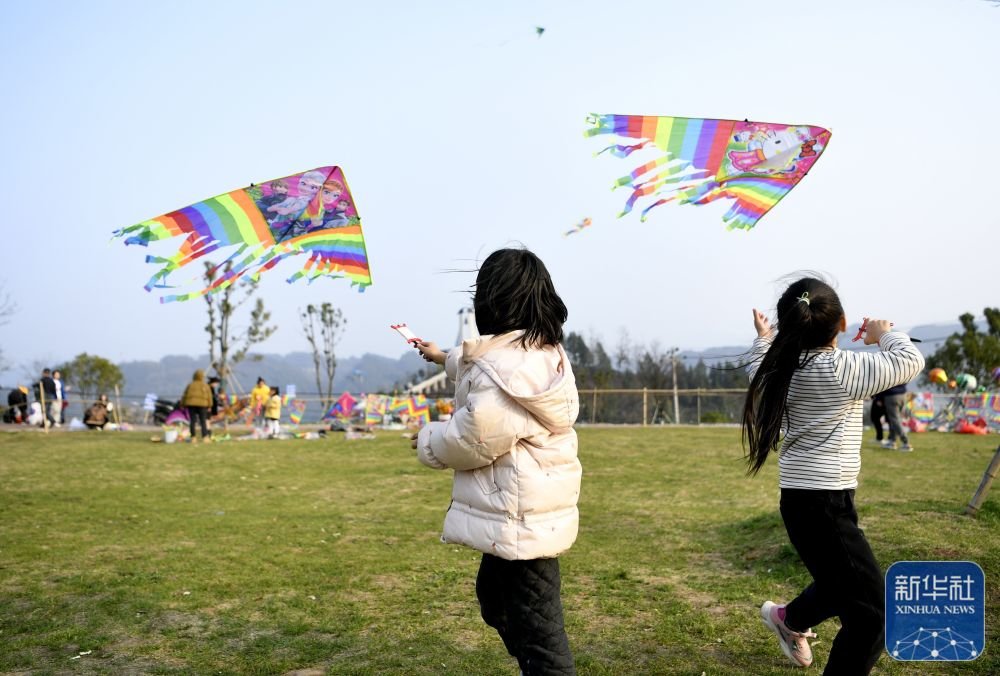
[586,115,831,230]
[114,166,371,302]
[390,394,431,424]
[323,391,358,420]
[288,399,307,425]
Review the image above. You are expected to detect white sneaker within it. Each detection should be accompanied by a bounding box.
[761,601,816,667]
[899,444,913,452]
[880,440,897,450]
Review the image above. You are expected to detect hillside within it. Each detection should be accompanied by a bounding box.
[117,351,428,400]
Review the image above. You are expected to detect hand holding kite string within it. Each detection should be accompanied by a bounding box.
[853,318,893,345]
[392,324,448,364]
[391,323,421,345]
[415,341,446,365]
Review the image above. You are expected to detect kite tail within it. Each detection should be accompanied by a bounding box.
[115,220,174,247]
[158,243,269,303]
[584,113,642,139]
[277,229,372,289]
[595,141,652,158]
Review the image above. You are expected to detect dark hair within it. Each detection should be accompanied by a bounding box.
[741,277,844,475]
[270,386,279,396]
[473,248,567,349]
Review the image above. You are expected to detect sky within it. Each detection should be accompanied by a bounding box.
[1,0,998,378]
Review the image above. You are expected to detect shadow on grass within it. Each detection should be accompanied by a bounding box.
[712,511,801,577]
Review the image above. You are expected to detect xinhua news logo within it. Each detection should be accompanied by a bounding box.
[885,561,985,661]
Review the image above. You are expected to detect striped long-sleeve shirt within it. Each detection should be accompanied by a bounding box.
[747,331,925,490]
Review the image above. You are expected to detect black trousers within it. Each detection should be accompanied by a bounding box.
[476,553,575,675]
[781,489,885,675]
[870,398,886,441]
[187,406,209,439]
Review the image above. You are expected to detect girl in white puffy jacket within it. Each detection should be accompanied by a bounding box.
[412,248,581,675]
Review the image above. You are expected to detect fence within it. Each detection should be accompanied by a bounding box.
[577,388,748,425]
[4,389,998,429]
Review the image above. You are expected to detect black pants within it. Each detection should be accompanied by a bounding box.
[187,406,209,439]
[476,553,575,675]
[870,398,886,441]
[781,489,884,675]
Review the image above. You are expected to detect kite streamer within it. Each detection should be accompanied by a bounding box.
[586,114,831,230]
[114,166,371,302]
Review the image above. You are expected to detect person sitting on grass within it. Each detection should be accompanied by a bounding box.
[84,394,114,430]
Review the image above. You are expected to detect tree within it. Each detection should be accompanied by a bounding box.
[204,261,278,394]
[0,281,14,374]
[58,353,124,400]
[564,332,593,372]
[925,309,1000,386]
[300,303,346,408]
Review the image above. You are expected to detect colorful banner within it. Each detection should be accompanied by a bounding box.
[908,392,935,422]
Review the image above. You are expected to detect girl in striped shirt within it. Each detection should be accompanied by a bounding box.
[742,277,924,674]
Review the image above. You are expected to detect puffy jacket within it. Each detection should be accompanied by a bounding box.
[181,370,213,408]
[416,332,582,561]
[264,394,281,419]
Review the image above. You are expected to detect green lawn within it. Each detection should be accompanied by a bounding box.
[1,427,997,674]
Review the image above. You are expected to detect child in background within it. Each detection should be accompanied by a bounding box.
[264,386,281,438]
[412,247,581,675]
[742,277,924,674]
[250,377,270,429]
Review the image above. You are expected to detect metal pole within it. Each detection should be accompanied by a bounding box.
[696,389,702,425]
[113,384,123,427]
[591,389,597,424]
[39,383,49,434]
[642,387,648,427]
[671,348,680,425]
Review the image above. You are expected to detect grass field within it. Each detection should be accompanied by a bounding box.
[1,427,997,675]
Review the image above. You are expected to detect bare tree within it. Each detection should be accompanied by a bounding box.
[204,261,277,394]
[300,303,346,409]
[0,281,15,374]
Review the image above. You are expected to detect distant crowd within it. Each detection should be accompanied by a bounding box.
[3,368,115,430]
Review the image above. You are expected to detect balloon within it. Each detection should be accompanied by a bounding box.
[928,367,948,384]
[956,374,977,390]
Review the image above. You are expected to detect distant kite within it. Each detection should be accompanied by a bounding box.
[585,114,831,230]
[113,166,371,302]
[536,26,545,37]
[563,217,593,237]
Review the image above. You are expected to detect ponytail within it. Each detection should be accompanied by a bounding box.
[741,277,844,475]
